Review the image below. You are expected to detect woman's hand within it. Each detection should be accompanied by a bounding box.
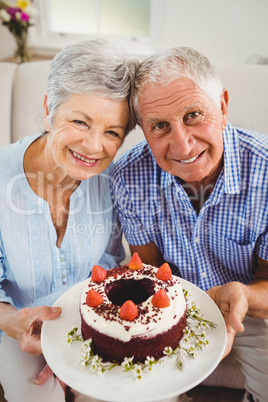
[0,303,62,355]
[35,364,67,395]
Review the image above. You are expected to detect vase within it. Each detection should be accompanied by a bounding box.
[13,30,31,64]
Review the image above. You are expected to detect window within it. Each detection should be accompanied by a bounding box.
[32,0,164,56]
[48,0,150,36]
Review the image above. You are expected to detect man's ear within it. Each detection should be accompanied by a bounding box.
[43,94,50,131]
[220,88,229,130]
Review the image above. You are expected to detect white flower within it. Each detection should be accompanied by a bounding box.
[163,346,173,355]
[134,364,143,380]
[183,328,191,336]
[0,9,11,22]
[144,356,155,370]
[15,11,22,21]
[121,356,134,369]
[145,356,155,365]
[84,338,92,347]
[89,362,98,372]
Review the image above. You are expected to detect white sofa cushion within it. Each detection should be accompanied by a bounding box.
[12,60,51,143]
[0,63,17,147]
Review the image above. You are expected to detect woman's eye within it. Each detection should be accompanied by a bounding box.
[106,130,120,138]
[73,120,88,129]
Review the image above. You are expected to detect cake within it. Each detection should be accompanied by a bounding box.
[80,253,187,363]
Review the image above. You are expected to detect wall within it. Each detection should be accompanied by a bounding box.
[161,0,268,64]
[0,0,268,63]
[0,24,16,60]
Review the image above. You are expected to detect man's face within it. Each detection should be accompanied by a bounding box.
[139,77,228,187]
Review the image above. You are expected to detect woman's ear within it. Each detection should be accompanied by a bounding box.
[220,88,229,130]
[43,94,50,131]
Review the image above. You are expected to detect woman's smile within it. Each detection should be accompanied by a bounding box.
[69,149,98,166]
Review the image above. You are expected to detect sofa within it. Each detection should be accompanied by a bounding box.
[1,59,268,394]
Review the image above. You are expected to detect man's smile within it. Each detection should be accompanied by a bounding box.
[174,151,205,164]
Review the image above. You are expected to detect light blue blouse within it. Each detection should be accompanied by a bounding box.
[0,133,124,313]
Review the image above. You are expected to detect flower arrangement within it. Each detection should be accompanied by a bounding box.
[0,0,36,63]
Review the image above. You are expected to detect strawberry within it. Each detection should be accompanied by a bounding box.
[91,265,107,283]
[128,252,143,270]
[119,300,138,321]
[156,263,172,281]
[152,289,170,308]
[86,290,103,307]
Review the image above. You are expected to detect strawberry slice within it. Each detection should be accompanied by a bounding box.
[128,252,143,270]
[156,263,172,281]
[119,300,138,321]
[152,289,170,308]
[91,265,107,283]
[86,290,103,307]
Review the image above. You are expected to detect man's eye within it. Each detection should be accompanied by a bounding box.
[184,112,201,124]
[153,122,169,130]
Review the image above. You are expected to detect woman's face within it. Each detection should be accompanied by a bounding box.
[45,93,129,180]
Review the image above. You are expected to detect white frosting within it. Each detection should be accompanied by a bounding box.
[80,265,186,342]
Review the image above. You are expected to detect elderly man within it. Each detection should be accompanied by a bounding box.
[111,47,268,402]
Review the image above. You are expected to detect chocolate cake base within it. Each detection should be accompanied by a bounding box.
[81,312,187,363]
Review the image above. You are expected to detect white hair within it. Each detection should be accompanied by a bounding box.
[46,39,138,135]
[134,46,223,122]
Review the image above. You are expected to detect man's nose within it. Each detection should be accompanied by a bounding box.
[170,122,194,154]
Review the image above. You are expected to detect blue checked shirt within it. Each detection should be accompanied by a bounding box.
[111,123,268,291]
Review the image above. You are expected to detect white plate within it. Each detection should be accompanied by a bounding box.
[41,278,226,402]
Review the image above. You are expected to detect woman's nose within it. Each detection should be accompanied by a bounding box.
[81,131,103,154]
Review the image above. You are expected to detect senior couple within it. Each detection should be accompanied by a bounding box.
[0,39,267,402]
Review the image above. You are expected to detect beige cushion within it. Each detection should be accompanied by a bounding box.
[12,60,51,143]
[0,62,17,147]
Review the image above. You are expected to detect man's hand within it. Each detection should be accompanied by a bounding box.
[0,303,62,355]
[206,281,249,358]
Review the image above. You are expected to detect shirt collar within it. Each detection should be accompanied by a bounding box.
[223,122,241,194]
[160,168,174,188]
[158,122,241,193]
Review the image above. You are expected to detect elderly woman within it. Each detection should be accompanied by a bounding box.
[0,39,137,402]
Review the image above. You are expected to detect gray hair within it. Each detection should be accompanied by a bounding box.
[46,39,138,135]
[134,46,223,122]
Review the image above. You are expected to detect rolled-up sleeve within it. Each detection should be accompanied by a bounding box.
[0,233,13,306]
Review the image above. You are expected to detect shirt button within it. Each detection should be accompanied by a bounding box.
[201,272,207,278]
[195,237,200,243]
[60,257,65,262]
[62,274,67,279]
